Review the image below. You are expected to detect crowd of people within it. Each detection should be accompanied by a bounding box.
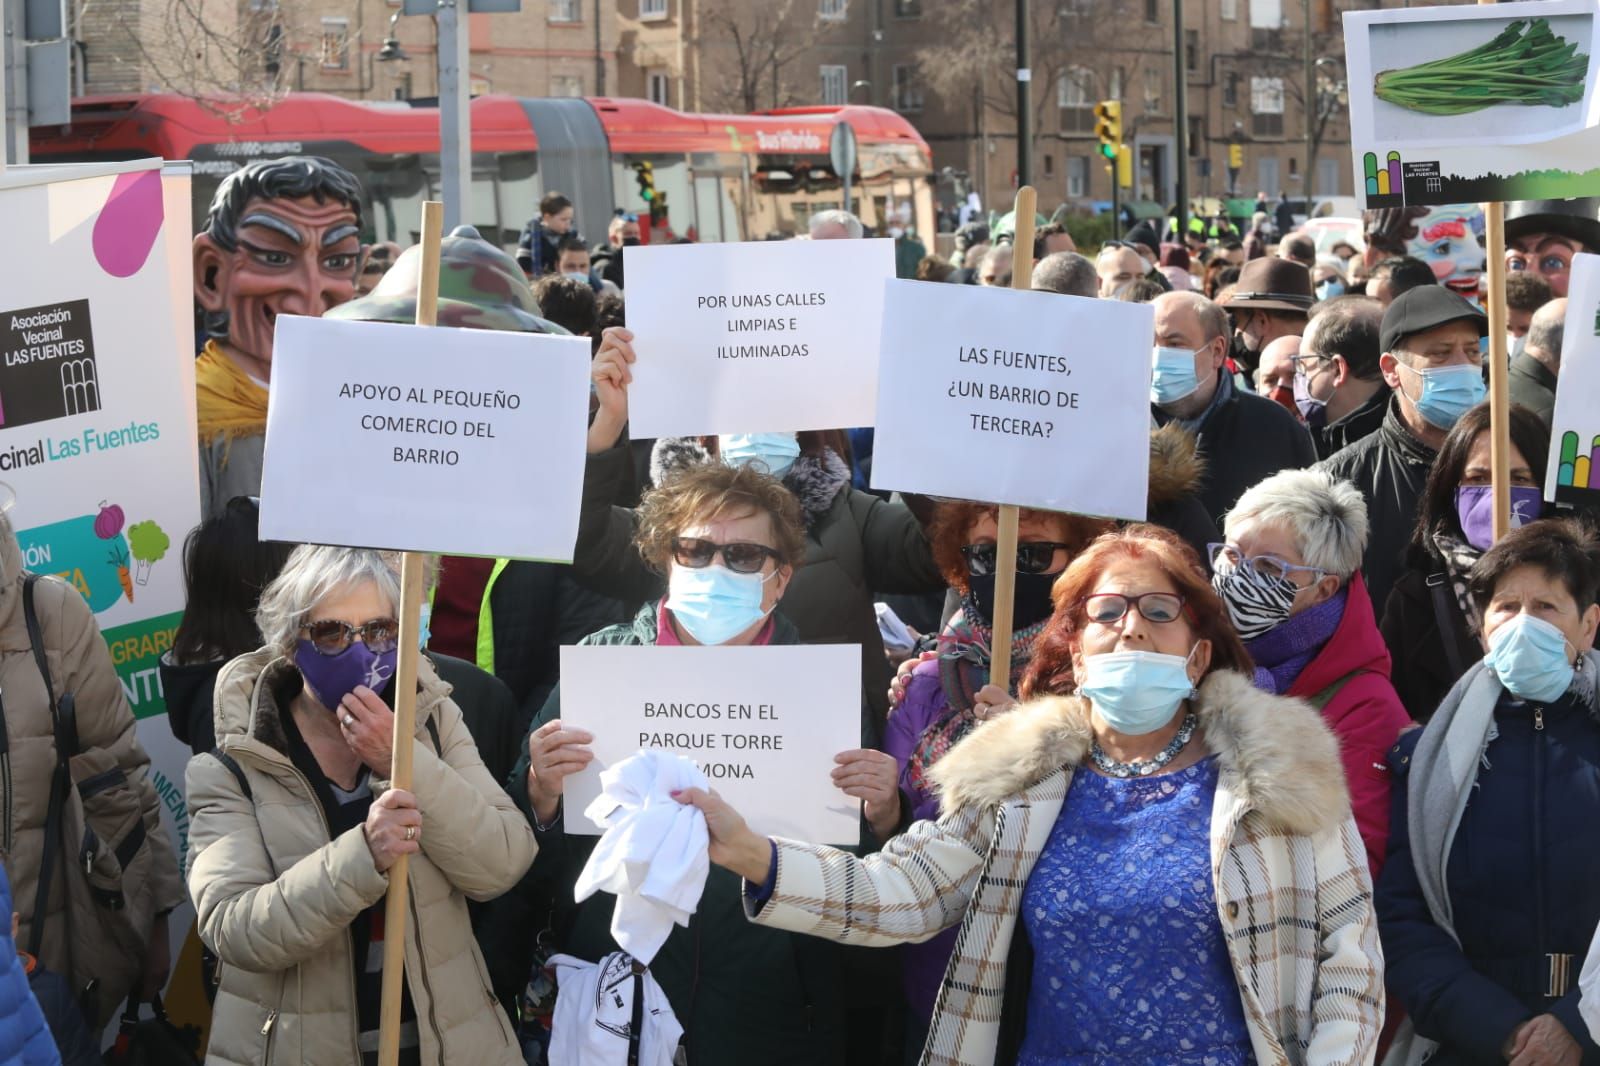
[3,150,1599,1066]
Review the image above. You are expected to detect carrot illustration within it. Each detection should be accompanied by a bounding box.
[116,564,134,603]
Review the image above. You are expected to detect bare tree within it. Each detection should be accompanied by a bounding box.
[695,0,813,113]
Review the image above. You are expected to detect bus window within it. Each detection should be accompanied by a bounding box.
[365,153,431,246]
[613,153,692,241]
[472,165,502,246]
[496,152,539,252]
[689,152,741,243]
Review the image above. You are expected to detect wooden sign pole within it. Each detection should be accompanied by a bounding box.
[377,200,443,1066]
[1483,204,1512,542]
[990,185,1038,688]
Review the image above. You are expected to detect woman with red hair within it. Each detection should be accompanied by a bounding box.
[680,526,1383,1066]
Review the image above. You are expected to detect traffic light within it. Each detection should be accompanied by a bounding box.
[1228,143,1244,169]
[632,161,656,204]
[1116,144,1133,189]
[1094,101,1121,161]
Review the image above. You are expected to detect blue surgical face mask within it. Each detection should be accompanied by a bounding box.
[563,271,591,284]
[719,433,801,481]
[1402,362,1486,430]
[1151,346,1202,406]
[1077,647,1198,736]
[1316,280,1345,301]
[666,563,776,645]
[1486,613,1576,704]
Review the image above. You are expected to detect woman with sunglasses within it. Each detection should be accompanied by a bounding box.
[678,526,1382,1066]
[1211,469,1412,879]
[881,502,1109,1056]
[186,546,535,1066]
[512,461,879,1066]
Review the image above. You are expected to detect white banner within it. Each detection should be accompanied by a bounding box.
[1547,252,1600,513]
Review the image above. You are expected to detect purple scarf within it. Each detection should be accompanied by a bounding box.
[1245,586,1347,695]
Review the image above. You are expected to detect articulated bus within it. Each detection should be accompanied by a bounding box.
[32,94,936,249]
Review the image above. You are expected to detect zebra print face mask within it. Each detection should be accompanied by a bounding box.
[1212,560,1298,642]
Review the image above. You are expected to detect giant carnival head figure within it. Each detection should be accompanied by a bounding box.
[1504,198,1600,298]
[193,156,367,367]
[1364,204,1485,298]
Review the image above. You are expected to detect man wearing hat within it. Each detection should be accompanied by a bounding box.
[1319,286,1488,613]
[1222,258,1314,385]
[1503,198,1600,298]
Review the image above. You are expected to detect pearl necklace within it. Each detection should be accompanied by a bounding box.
[1088,709,1198,779]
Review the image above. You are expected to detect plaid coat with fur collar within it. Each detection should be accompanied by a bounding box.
[747,669,1384,1065]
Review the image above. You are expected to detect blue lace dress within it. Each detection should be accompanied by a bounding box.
[1014,755,1256,1066]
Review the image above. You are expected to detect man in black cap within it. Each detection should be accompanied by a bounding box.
[1222,257,1314,379]
[1318,285,1488,614]
[1503,197,1600,298]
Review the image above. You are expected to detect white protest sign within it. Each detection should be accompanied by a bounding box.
[623,238,897,437]
[260,316,589,559]
[870,280,1152,520]
[560,643,862,845]
[1547,252,1600,512]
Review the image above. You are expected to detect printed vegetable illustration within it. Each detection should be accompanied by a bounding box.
[92,501,133,603]
[1375,18,1589,115]
[126,520,170,587]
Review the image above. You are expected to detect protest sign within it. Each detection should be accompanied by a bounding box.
[622,238,896,437]
[1346,0,1600,208]
[1547,253,1600,511]
[869,278,1153,521]
[559,644,863,846]
[258,315,590,560]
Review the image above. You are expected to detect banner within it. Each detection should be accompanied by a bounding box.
[1548,253,1600,511]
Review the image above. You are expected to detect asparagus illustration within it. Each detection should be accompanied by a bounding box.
[1375,18,1589,116]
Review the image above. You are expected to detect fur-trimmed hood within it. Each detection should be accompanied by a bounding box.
[649,437,850,529]
[930,669,1350,836]
[1147,422,1206,507]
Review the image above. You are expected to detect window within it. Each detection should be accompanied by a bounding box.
[1057,66,1094,133]
[820,0,846,20]
[820,64,848,105]
[319,17,348,70]
[640,0,668,17]
[1288,155,1299,178]
[1144,0,1158,22]
[647,71,671,105]
[1109,67,1123,101]
[1221,0,1238,19]
[1188,116,1204,156]
[1258,156,1281,197]
[549,0,580,21]
[1144,67,1162,111]
[1316,157,1339,198]
[551,74,583,97]
[1250,0,1284,48]
[1185,29,1198,72]
[1067,156,1088,198]
[1043,154,1054,177]
[1251,75,1285,137]
[892,64,923,112]
[893,0,921,16]
[1223,71,1239,108]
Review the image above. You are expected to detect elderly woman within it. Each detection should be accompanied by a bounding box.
[1381,402,1549,723]
[514,461,891,1066]
[1211,468,1413,877]
[1379,518,1600,1066]
[185,547,535,1066]
[681,526,1383,1066]
[883,502,1109,1047]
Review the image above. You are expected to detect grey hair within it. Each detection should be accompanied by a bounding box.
[255,545,402,654]
[1032,252,1098,298]
[1224,468,1370,578]
[808,209,863,239]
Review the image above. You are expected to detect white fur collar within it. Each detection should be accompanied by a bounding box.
[929,669,1350,835]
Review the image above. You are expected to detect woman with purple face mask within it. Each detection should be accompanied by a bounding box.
[184,545,535,1066]
[1379,402,1551,724]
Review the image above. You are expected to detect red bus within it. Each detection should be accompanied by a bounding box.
[32,94,936,249]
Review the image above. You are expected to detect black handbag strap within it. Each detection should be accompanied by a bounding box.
[22,574,77,965]
[1427,572,1470,681]
[627,961,645,1066]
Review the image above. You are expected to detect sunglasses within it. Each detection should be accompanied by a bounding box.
[1081,592,1186,625]
[301,618,400,657]
[960,541,1070,577]
[671,537,782,575]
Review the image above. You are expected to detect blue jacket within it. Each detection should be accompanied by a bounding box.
[0,867,60,1066]
[1379,690,1600,1064]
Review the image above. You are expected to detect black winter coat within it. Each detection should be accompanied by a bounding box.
[1318,396,1438,618]
[161,655,225,757]
[1378,690,1600,1064]
[1379,549,1483,723]
[1311,385,1389,462]
[1154,372,1318,528]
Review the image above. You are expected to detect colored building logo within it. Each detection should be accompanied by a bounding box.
[1555,430,1600,506]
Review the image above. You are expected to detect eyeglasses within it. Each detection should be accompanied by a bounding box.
[671,537,782,575]
[1208,543,1327,584]
[1081,592,1186,625]
[301,618,400,656]
[960,541,1070,577]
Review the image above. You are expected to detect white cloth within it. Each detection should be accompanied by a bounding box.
[1582,926,1600,1043]
[575,750,711,964]
[549,951,683,1066]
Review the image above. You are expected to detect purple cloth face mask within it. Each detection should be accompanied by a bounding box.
[295,639,397,712]
[1454,484,1544,552]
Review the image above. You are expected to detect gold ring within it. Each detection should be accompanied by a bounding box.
[405,826,415,841]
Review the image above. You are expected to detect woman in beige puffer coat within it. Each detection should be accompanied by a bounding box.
[185,546,535,1066]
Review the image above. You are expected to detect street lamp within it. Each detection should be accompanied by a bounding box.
[850,79,872,104]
